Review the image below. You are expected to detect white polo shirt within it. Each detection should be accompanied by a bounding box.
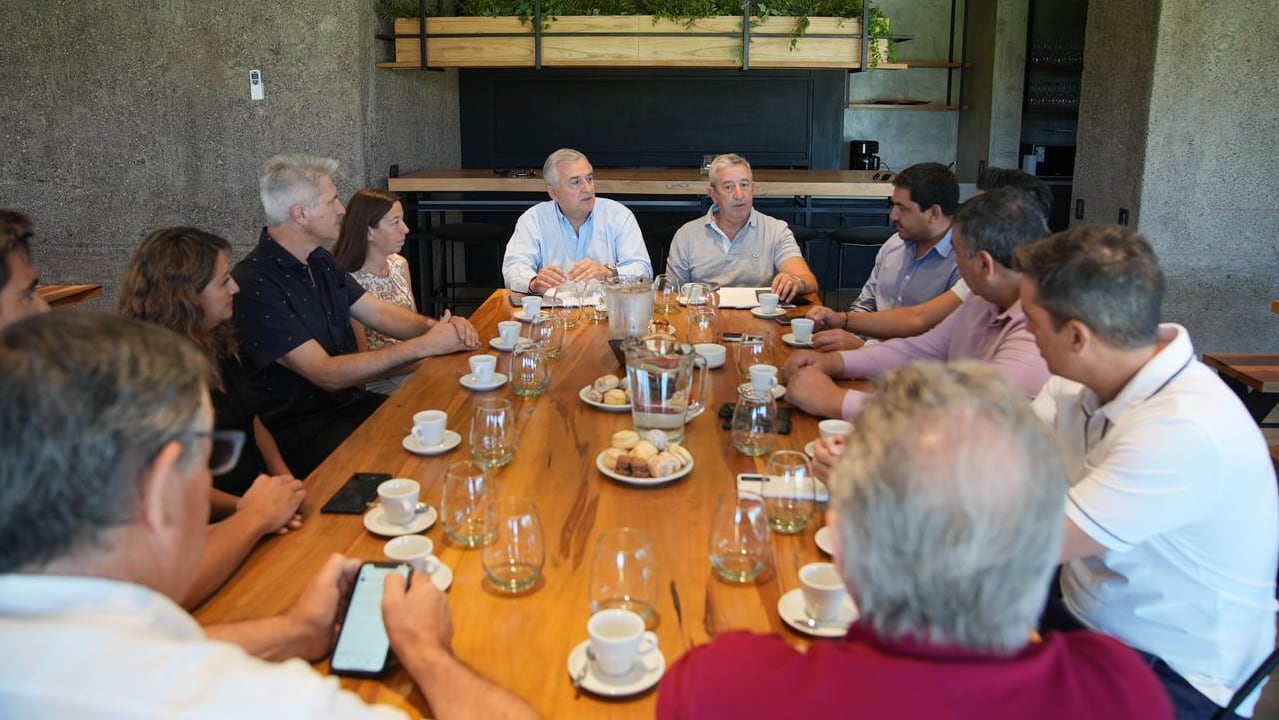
[1033,324,1278,713]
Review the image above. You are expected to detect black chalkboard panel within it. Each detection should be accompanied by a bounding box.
[460,69,845,170]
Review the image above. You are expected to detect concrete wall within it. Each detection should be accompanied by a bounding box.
[1073,0,1279,352]
[0,0,459,310]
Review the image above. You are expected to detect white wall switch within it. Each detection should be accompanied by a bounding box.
[249,69,264,101]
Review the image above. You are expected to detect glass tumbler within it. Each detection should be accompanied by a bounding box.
[686,305,717,345]
[441,460,497,547]
[736,334,773,382]
[548,282,583,330]
[509,344,550,398]
[731,388,777,457]
[763,450,816,534]
[470,398,518,469]
[589,527,658,624]
[482,496,545,593]
[708,491,771,583]
[653,273,680,315]
[584,280,608,323]
[526,311,563,358]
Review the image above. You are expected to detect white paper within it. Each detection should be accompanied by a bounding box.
[717,287,770,308]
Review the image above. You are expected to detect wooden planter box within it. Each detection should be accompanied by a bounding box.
[380,15,896,70]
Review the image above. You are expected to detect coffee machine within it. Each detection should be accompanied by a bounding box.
[848,140,880,171]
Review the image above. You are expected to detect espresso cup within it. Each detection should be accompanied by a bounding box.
[749,364,778,393]
[378,478,420,526]
[791,317,815,343]
[758,292,780,314]
[497,320,521,345]
[799,561,848,622]
[521,295,542,318]
[384,534,441,576]
[818,419,852,440]
[469,354,497,383]
[412,410,448,446]
[587,608,660,677]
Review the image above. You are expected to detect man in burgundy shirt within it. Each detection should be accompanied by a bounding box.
[783,188,1051,419]
[657,362,1172,720]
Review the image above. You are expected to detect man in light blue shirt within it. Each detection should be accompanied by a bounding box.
[808,162,962,351]
[501,148,653,294]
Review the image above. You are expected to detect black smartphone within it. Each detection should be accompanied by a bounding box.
[321,472,392,515]
[774,315,794,326]
[721,332,745,343]
[330,562,411,677]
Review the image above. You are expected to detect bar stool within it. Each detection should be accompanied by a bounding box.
[427,222,510,315]
[646,224,686,276]
[825,226,893,308]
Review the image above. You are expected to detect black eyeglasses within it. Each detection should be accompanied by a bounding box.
[185,430,246,476]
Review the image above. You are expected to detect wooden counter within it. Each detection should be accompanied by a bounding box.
[194,291,866,718]
[37,283,103,307]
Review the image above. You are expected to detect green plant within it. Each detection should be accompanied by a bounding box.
[376,0,443,22]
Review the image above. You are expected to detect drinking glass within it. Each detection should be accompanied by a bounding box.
[653,273,680,315]
[547,282,583,329]
[736,335,773,382]
[470,398,518,469]
[686,305,717,345]
[509,344,550,398]
[588,528,657,625]
[441,460,497,547]
[584,280,608,323]
[708,491,771,583]
[482,496,545,593]
[731,388,777,457]
[526,312,563,358]
[763,450,816,534]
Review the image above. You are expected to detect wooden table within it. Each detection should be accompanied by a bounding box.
[37,283,102,307]
[1203,353,1279,424]
[195,291,864,718]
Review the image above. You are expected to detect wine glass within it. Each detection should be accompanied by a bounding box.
[736,334,773,382]
[686,305,717,345]
[526,311,563,359]
[588,527,657,625]
[708,491,771,583]
[470,398,518,469]
[482,496,545,593]
[509,344,550,398]
[763,450,815,534]
[653,273,680,315]
[441,460,497,547]
[731,388,778,457]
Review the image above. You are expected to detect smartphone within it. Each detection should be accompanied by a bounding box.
[330,562,411,677]
[321,472,392,515]
[736,473,830,502]
[774,315,794,326]
[721,332,745,343]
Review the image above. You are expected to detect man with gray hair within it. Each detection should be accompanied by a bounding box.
[1017,226,1277,719]
[657,361,1170,718]
[664,153,818,301]
[0,210,50,330]
[234,154,479,477]
[0,312,538,719]
[501,148,652,294]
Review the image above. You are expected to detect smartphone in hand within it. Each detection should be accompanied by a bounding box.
[330,562,411,677]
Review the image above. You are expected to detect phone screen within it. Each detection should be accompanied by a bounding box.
[322,472,392,515]
[330,563,410,677]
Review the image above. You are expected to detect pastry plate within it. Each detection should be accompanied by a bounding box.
[777,587,858,638]
[363,504,438,537]
[567,639,665,697]
[596,450,694,487]
[579,385,631,412]
[402,430,462,456]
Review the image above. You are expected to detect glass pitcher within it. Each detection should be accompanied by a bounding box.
[603,275,654,340]
[622,334,708,444]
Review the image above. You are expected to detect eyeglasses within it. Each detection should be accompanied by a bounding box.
[186,430,246,476]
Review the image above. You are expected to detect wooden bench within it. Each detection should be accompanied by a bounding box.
[1203,353,1279,424]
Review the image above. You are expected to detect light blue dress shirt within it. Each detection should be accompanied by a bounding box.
[501,197,653,293]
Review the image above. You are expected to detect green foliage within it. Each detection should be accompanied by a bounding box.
[376,0,443,22]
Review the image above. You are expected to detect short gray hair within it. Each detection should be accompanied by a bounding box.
[708,153,751,187]
[542,148,588,187]
[829,361,1065,655]
[0,312,210,573]
[260,154,340,226]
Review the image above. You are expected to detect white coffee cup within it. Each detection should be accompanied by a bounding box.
[791,318,815,343]
[799,561,848,622]
[384,534,441,576]
[521,296,542,318]
[469,354,497,383]
[818,419,852,440]
[587,609,660,677]
[378,478,420,526]
[749,364,778,393]
[758,292,780,314]
[498,320,521,345]
[412,410,448,446]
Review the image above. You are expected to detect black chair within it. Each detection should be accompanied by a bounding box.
[825,225,893,308]
[645,224,683,276]
[426,222,510,315]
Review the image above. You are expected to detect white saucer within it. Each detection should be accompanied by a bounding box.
[579,385,630,412]
[751,307,787,318]
[460,372,508,391]
[402,430,462,456]
[737,382,786,399]
[596,450,694,487]
[814,526,835,555]
[782,332,813,348]
[489,337,534,352]
[804,440,818,458]
[777,587,858,638]
[512,309,540,323]
[566,639,665,697]
[363,504,438,537]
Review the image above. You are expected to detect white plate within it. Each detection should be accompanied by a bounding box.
[814,526,835,555]
[737,382,787,399]
[579,385,631,412]
[567,639,665,697]
[804,440,818,458]
[750,307,787,318]
[402,430,462,457]
[363,505,438,537]
[781,332,813,348]
[596,450,694,487]
[460,372,508,391]
[489,337,534,352]
[777,587,858,638]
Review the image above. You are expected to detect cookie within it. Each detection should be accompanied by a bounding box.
[640,428,669,451]
[611,430,639,450]
[602,448,626,470]
[603,388,628,405]
[632,440,659,460]
[649,452,681,477]
[667,444,693,467]
[593,374,621,393]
